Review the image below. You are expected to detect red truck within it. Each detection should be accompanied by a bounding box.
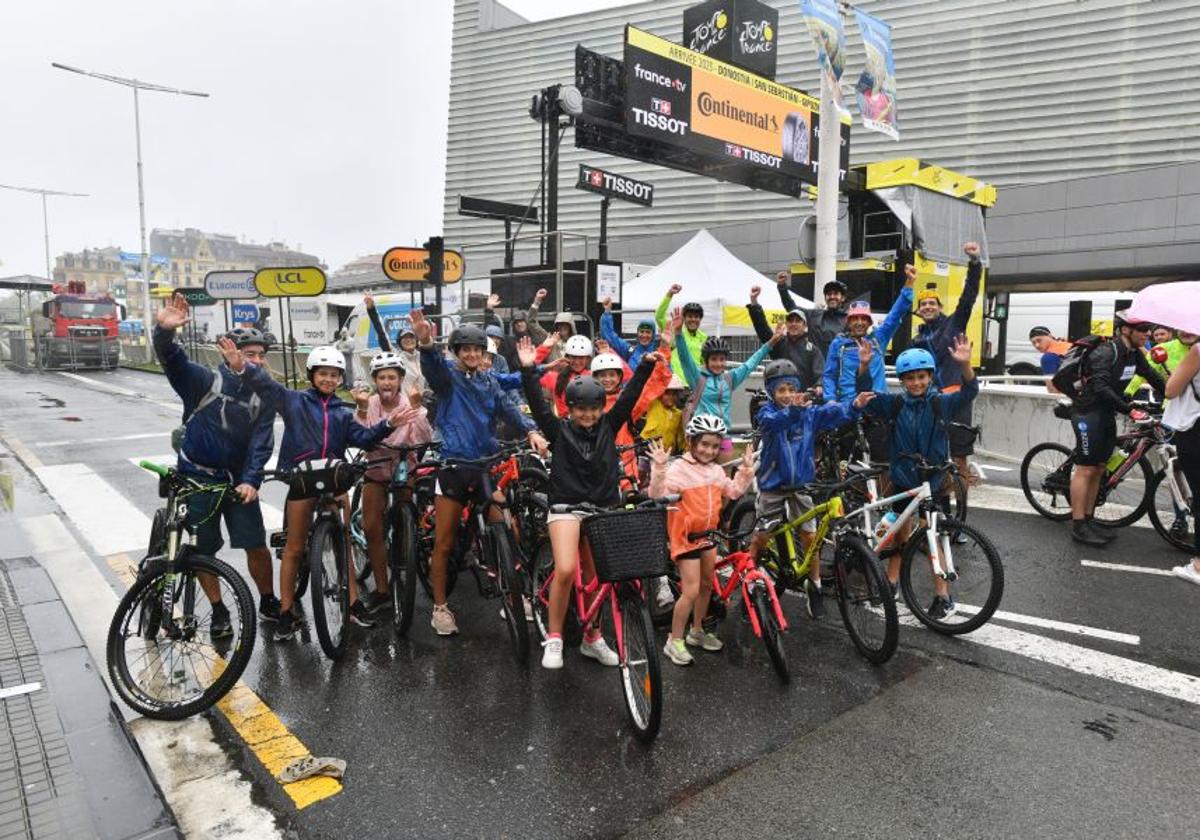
[31,281,123,369]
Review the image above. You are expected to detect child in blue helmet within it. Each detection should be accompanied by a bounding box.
[860,336,978,618]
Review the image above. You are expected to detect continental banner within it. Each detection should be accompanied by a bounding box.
[799,0,848,116]
[624,25,849,188]
[853,8,899,141]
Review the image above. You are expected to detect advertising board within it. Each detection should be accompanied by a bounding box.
[381,247,465,284]
[253,266,326,298]
[682,0,779,81]
[204,270,258,300]
[576,165,654,206]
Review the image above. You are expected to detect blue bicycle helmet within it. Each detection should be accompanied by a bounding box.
[895,348,937,375]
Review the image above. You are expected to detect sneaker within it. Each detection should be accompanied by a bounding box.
[1172,562,1200,586]
[362,590,391,615]
[210,601,234,640]
[685,628,723,652]
[258,594,281,622]
[541,636,564,669]
[349,600,376,628]
[1086,517,1118,543]
[1169,517,1191,543]
[662,636,694,666]
[928,596,958,620]
[803,579,826,620]
[1071,520,1109,548]
[952,530,970,546]
[654,578,676,610]
[431,603,458,636]
[274,609,300,642]
[580,635,619,666]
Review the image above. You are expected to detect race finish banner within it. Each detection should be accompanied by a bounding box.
[624,25,849,188]
[853,8,899,141]
[798,0,848,116]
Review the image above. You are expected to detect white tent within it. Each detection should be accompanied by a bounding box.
[618,228,813,336]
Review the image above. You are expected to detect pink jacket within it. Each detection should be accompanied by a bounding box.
[356,393,433,483]
[649,454,754,559]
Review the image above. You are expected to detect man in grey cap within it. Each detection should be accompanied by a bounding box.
[747,284,825,394]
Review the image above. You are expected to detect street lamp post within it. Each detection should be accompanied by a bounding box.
[51,62,208,342]
[0,182,88,326]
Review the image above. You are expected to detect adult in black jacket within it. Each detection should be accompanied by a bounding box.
[517,335,660,670]
[1068,311,1166,547]
[775,270,848,356]
[746,284,825,395]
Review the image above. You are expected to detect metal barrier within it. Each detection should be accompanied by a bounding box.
[0,330,120,371]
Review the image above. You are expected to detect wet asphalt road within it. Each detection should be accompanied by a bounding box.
[2,365,1199,839]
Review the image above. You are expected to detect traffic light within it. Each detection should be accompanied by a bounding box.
[423,236,445,286]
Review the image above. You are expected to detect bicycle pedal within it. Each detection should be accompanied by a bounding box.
[269,530,287,549]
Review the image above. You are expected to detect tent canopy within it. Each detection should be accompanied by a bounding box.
[619,229,813,336]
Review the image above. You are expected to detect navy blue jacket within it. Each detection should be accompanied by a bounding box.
[755,399,859,492]
[911,257,981,391]
[862,378,979,491]
[421,344,535,460]
[154,326,276,487]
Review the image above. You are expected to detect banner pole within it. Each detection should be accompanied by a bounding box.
[815,73,840,295]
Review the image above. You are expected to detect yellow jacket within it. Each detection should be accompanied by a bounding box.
[640,399,685,454]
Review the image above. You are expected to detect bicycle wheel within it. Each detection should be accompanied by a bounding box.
[617,587,662,743]
[900,518,1004,635]
[308,518,349,661]
[832,534,898,664]
[1020,442,1075,521]
[1147,469,1195,553]
[725,495,757,548]
[488,523,530,664]
[1092,453,1152,528]
[748,583,789,683]
[391,503,419,635]
[348,485,372,589]
[529,538,554,641]
[107,552,256,720]
[146,508,168,558]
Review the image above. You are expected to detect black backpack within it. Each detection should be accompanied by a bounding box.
[1050,335,1109,400]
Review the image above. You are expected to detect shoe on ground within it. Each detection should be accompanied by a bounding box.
[1086,517,1118,543]
[542,636,564,669]
[273,609,300,642]
[685,628,723,652]
[1172,563,1200,586]
[209,601,234,640]
[952,530,970,545]
[1071,520,1110,548]
[258,594,281,622]
[928,596,958,620]
[580,634,619,666]
[803,579,826,620]
[349,600,376,628]
[362,591,391,615]
[662,636,694,666]
[431,603,459,636]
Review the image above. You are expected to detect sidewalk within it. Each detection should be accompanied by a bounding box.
[0,554,180,840]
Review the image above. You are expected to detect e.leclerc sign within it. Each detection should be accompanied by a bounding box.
[253,266,327,298]
[576,165,654,207]
[204,270,258,300]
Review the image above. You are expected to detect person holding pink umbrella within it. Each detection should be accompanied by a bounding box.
[1163,339,1200,583]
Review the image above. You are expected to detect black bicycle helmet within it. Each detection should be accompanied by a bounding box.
[763,359,800,382]
[682,302,704,317]
[448,324,488,352]
[564,375,606,409]
[701,336,731,360]
[226,326,269,349]
[823,279,847,295]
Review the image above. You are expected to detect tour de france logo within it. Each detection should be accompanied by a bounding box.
[740,19,775,55]
[689,9,729,53]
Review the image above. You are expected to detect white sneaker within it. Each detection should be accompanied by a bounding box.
[662,636,694,666]
[580,635,619,666]
[541,636,564,669]
[685,628,724,652]
[654,578,675,610]
[431,604,458,636]
[1172,562,1200,586]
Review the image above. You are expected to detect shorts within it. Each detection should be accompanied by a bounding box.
[755,490,816,534]
[864,416,891,464]
[185,484,266,556]
[547,511,586,524]
[1071,409,1116,466]
[948,399,976,458]
[434,465,488,505]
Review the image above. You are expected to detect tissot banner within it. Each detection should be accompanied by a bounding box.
[577,165,655,206]
[853,8,899,141]
[624,25,849,187]
[798,0,848,116]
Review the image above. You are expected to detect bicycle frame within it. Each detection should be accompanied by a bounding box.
[761,494,843,580]
[712,549,788,636]
[844,480,957,581]
[1154,443,1194,516]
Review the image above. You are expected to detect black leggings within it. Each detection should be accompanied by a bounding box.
[1174,426,1200,554]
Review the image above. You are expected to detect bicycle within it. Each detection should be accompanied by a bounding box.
[754,473,900,664]
[106,461,256,720]
[529,496,675,743]
[1021,402,1164,527]
[843,458,1004,635]
[1147,439,1195,552]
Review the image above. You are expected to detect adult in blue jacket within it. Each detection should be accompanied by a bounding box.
[599,296,658,369]
[153,293,280,630]
[822,265,917,404]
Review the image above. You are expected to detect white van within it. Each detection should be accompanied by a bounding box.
[1000,291,1135,369]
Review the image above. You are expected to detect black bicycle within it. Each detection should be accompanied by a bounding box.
[106,462,256,720]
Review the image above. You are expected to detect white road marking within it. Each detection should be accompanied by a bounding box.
[967,483,1150,528]
[36,431,170,447]
[958,604,1140,645]
[0,682,42,700]
[34,463,151,555]
[56,370,143,397]
[1080,559,1175,577]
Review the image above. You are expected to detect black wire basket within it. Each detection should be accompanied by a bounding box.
[582,506,671,583]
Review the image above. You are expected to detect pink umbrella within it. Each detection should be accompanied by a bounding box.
[1127,281,1200,334]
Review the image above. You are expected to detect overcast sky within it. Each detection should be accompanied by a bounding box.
[0,0,634,280]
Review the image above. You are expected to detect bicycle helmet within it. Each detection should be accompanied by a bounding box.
[563,335,594,357]
[226,326,269,349]
[685,413,727,439]
[701,336,731,360]
[306,345,345,371]
[895,348,937,375]
[564,375,606,409]
[636,319,656,333]
[682,302,704,317]
[763,359,801,394]
[369,351,406,375]
[590,352,624,373]
[823,279,847,295]
[448,324,488,352]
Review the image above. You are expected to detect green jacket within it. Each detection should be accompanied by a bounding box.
[656,293,707,380]
[1125,338,1191,398]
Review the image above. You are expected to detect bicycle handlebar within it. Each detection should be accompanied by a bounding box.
[549,495,679,515]
[138,460,169,478]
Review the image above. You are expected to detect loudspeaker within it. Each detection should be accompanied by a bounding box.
[1067,300,1093,341]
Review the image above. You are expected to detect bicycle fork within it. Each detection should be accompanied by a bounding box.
[925,511,958,581]
[740,569,788,636]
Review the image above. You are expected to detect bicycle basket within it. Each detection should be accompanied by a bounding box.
[581,506,671,583]
[286,459,356,499]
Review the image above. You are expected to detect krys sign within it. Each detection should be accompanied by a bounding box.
[576,165,655,207]
[253,266,327,298]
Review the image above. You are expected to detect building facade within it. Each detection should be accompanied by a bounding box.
[149,228,324,288]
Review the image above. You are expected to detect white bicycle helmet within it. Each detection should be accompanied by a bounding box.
[369,351,406,375]
[563,335,594,357]
[685,413,727,439]
[306,345,345,371]
[590,352,623,373]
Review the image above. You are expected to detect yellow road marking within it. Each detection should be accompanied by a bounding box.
[105,553,341,809]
